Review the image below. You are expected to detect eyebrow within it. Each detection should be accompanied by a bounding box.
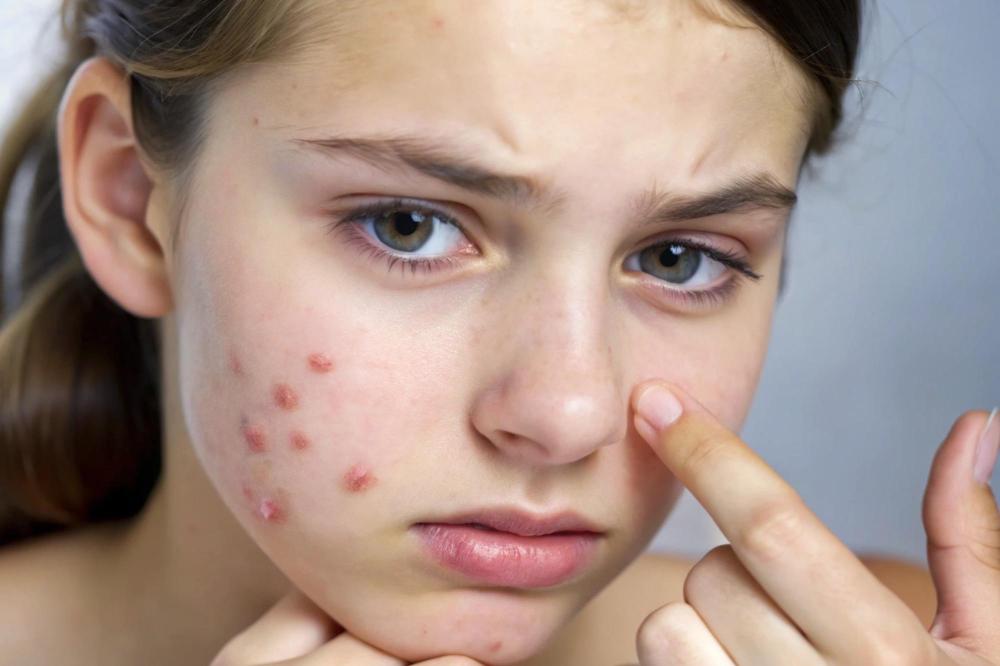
[293,133,798,224]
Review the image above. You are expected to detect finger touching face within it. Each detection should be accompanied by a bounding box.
[166,0,814,663]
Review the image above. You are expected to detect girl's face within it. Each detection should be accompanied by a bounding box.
[166,0,813,662]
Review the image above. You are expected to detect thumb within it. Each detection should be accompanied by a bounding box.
[923,406,1000,654]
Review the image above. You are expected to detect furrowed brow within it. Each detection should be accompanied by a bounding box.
[631,172,798,225]
[293,133,565,212]
[293,133,797,225]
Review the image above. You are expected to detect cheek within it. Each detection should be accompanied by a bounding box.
[174,222,407,537]
[622,313,770,515]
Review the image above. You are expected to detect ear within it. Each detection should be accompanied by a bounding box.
[56,56,173,317]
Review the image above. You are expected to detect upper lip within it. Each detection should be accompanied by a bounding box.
[416,507,606,537]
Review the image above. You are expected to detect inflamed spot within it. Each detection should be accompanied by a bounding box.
[242,421,267,453]
[307,352,335,373]
[290,430,310,451]
[342,464,377,493]
[273,382,299,410]
[257,497,287,524]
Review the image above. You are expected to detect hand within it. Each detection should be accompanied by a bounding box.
[210,588,484,666]
[629,380,1000,665]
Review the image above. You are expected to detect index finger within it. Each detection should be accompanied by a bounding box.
[631,380,923,654]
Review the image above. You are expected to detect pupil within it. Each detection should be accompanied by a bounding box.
[659,244,684,267]
[393,211,420,236]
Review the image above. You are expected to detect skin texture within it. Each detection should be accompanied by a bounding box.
[52,0,819,663]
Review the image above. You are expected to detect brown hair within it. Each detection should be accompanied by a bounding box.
[0,0,862,546]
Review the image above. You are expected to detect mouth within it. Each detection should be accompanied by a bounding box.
[410,507,606,588]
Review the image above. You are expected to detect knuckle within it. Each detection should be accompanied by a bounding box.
[682,545,737,604]
[635,601,703,663]
[636,601,697,648]
[736,498,805,563]
[848,630,937,666]
[680,432,736,473]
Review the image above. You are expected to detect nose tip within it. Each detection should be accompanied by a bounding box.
[472,381,626,466]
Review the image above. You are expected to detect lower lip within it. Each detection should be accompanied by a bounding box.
[411,523,602,588]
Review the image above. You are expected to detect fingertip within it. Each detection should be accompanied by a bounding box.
[634,383,684,432]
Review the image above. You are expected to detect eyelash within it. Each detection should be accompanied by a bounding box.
[327,198,762,308]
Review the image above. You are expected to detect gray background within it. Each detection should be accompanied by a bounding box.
[2,1,997,566]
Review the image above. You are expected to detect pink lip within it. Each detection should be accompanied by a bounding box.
[411,507,605,588]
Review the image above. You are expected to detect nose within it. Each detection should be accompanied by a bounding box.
[468,269,626,466]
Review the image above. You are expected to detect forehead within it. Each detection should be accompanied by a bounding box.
[218,0,815,189]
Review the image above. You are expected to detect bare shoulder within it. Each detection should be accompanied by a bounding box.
[0,525,120,664]
[857,554,937,628]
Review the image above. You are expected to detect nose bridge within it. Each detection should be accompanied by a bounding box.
[469,262,627,466]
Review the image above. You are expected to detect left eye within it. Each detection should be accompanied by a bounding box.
[623,243,727,289]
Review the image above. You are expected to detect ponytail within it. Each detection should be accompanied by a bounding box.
[0,43,161,546]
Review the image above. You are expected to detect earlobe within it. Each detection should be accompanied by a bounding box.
[57,56,174,318]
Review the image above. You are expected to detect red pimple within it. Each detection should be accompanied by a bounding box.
[229,353,243,376]
[290,430,310,451]
[273,383,299,410]
[342,464,377,493]
[489,641,503,653]
[307,352,335,373]
[242,423,267,453]
[257,497,287,524]
[241,482,255,502]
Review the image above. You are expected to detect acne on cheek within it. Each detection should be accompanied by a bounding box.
[290,429,311,451]
[241,418,268,453]
[229,352,244,376]
[241,481,290,524]
[273,383,300,410]
[307,352,335,373]
[231,351,377,526]
[342,463,377,493]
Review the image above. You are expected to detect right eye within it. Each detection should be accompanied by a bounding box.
[328,198,477,276]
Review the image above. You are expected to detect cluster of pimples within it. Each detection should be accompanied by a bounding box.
[228,350,378,526]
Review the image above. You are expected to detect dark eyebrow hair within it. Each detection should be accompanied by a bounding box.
[292,133,798,224]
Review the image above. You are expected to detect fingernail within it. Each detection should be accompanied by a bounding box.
[636,384,683,432]
[973,407,1000,486]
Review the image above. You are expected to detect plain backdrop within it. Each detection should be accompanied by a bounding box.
[1,1,998,566]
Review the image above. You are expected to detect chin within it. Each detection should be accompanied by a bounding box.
[328,587,583,665]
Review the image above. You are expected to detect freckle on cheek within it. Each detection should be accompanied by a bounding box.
[342,464,377,493]
[273,383,299,410]
[290,430,310,451]
[307,353,335,373]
